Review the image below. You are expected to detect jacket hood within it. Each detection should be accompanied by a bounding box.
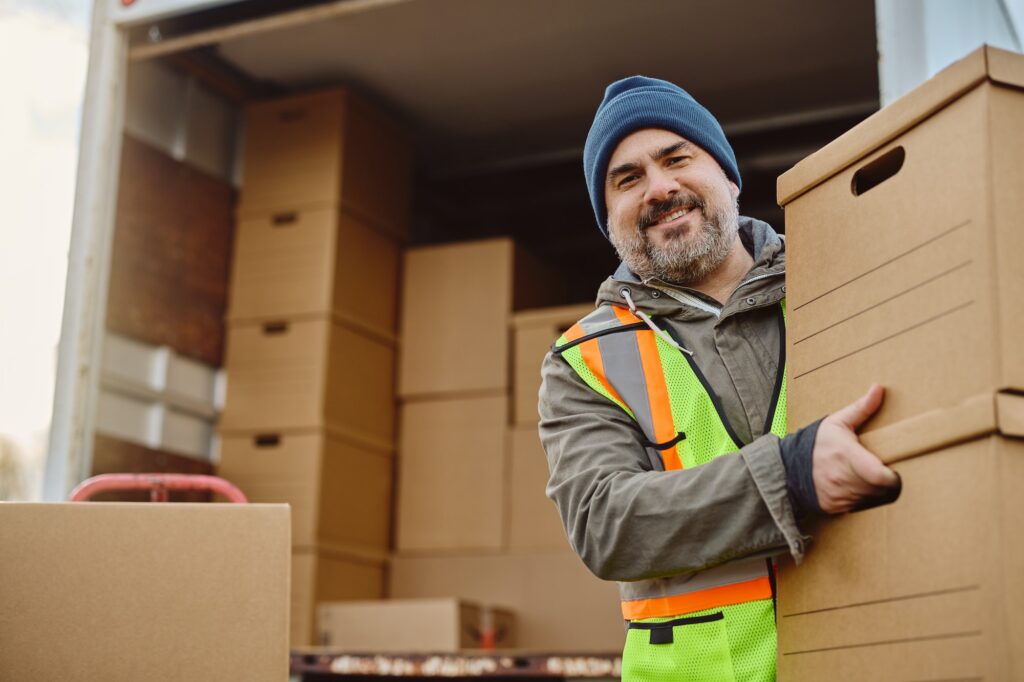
[595,216,785,314]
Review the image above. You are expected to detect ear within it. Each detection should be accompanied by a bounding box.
[728,180,740,200]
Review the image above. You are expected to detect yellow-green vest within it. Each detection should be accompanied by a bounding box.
[554,299,787,682]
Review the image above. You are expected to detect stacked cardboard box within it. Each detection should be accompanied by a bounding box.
[776,45,1024,680]
[392,239,623,650]
[509,304,594,550]
[0,503,290,680]
[218,88,410,646]
[317,598,516,651]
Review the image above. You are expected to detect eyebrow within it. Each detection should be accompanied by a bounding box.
[606,139,695,183]
[653,139,694,161]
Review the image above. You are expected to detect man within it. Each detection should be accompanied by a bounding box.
[537,76,902,682]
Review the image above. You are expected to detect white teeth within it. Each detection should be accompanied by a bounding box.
[657,207,692,224]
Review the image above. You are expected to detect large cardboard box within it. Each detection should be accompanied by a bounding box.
[316,598,516,652]
[228,207,400,338]
[0,503,289,680]
[218,430,393,550]
[398,238,564,398]
[221,315,395,450]
[507,425,570,551]
[779,45,1024,433]
[292,548,385,647]
[389,551,624,651]
[240,88,411,239]
[511,303,594,426]
[396,394,508,552]
[777,392,1024,681]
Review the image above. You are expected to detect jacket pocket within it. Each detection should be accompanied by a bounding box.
[621,611,738,682]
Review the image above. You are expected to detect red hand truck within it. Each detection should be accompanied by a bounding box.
[69,473,248,503]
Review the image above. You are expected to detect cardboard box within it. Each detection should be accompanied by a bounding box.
[292,548,385,647]
[0,502,289,680]
[240,88,411,239]
[779,45,1024,433]
[507,425,570,551]
[777,393,1024,680]
[396,394,507,551]
[511,303,593,425]
[220,316,395,450]
[228,207,400,338]
[317,598,516,652]
[218,430,393,550]
[398,238,564,398]
[389,551,624,651]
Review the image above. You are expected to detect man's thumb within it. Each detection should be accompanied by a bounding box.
[833,384,885,430]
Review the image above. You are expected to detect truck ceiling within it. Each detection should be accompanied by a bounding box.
[126,0,879,178]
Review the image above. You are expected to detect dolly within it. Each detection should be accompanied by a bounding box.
[69,473,248,503]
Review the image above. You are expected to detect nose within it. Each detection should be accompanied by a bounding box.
[644,167,680,205]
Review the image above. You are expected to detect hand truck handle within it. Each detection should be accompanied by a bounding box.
[69,473,248,503]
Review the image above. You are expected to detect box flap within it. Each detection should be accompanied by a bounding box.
[860,391,1024,464]
[996,391,1024,437]
[778,45,1024,206]
[989,45,1024,91]
[860,392,997,464]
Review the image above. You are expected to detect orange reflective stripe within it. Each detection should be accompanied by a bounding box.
[579,338,627,408]
[563,322,586,343]
[620,576,773,621]
[611,305,641,325]
[611,307,682,470]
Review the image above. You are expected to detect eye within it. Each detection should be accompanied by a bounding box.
[667,155,689,166]
[616,174,640,190]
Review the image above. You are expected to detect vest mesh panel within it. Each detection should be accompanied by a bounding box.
[653,333,738,468]
[769,299,788,437]
[622,600,776,682]
[769,373,787,437]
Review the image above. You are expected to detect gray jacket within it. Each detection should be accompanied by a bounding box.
[538,217,807,584]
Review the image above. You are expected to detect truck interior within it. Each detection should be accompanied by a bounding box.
[121,0,881,303]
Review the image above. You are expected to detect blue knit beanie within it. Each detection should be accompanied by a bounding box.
[583,76,741,238]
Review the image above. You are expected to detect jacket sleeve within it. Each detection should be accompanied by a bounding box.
[538,347,809,582]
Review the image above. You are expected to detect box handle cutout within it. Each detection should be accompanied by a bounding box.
[852,146,904,196]
[272,212,298,226]
[254,434,281,448]
[262,321,289,335]
[278,108,306,123]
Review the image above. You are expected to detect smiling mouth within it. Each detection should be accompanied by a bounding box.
[653,206,695,225]
[643,204,698,231]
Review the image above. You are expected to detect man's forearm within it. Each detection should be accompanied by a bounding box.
[540,354,808,582]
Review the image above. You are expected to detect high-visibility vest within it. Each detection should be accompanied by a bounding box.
[553,299,787,680]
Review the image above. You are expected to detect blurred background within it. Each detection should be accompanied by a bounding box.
[0,0,89,501]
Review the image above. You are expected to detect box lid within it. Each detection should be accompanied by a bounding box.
[861,391,1024,464]
[777,45,1024,206]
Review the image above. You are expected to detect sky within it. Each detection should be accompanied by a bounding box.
[0,0,89,498]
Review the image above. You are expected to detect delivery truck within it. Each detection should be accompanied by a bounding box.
[33,0,1021,677]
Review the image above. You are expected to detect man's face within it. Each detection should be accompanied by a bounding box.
[604,128,741,285]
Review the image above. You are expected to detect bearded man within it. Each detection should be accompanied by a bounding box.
[537,76,901,682]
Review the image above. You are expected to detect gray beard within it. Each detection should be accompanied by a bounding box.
[609,197,740,286]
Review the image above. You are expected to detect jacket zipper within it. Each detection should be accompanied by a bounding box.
[734,270,784,294]
[650,285,723,317]
[650,270,783,318]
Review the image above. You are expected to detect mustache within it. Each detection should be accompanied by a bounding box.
[637,194,705,231]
